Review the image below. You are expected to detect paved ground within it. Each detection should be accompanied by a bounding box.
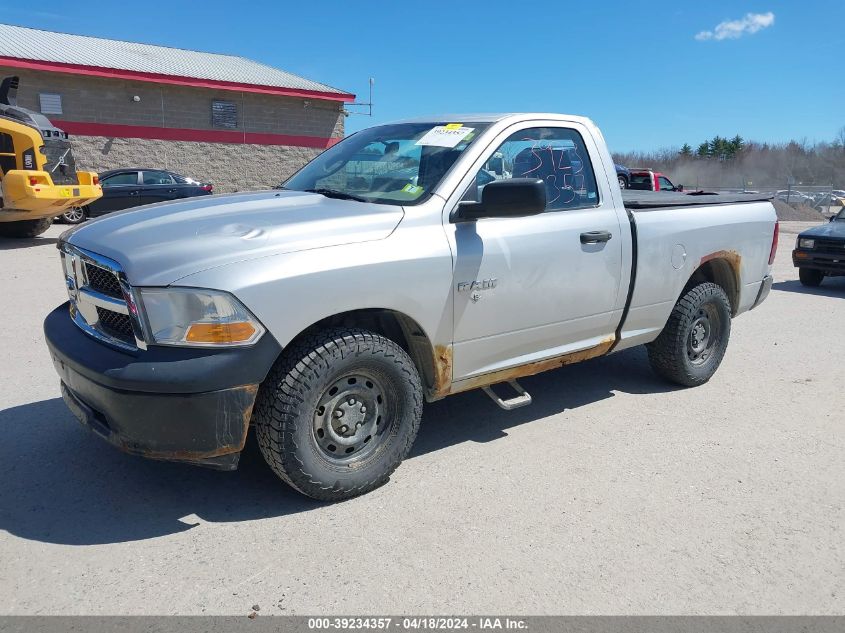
[0,221,842,615]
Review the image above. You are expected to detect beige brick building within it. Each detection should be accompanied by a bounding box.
[0,24,353,192]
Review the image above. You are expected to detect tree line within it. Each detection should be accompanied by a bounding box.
[613,128,845,190]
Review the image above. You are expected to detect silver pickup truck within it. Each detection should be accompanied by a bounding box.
[45,114,779,500]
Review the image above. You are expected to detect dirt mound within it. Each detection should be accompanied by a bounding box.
[771,199,826,221]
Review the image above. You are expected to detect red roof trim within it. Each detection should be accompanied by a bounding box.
[54,120,342,149]
[0,56,355,102]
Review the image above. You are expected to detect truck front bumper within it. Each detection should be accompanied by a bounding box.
[44,303,282,470]
[792,248,845,275]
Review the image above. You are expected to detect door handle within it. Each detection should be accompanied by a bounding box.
[580,230,612,244]
[128,191,139,196]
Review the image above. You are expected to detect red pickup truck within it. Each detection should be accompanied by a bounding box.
[628,169,683,192]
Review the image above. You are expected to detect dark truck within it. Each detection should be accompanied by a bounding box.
[793,207,845,286]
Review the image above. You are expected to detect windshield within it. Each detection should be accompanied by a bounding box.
[835,208,845,221]
[284,122,491,205]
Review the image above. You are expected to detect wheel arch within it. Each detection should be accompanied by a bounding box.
[684,252,740,315]
[283,308,443,400]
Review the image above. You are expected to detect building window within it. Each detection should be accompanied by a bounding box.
[211,100,237,129]
[39,93,63,115]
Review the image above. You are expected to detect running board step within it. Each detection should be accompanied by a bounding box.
[482,380,532,410]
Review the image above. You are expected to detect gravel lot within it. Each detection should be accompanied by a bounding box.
[0,220,842,615]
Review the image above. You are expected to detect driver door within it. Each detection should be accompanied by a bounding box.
[445,122,627,383]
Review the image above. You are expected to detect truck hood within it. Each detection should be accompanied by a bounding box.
[65,190,405,286]
[799,220,845,239]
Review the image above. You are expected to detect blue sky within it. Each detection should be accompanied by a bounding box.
[1,0,843,153]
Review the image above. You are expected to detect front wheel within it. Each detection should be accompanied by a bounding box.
[618,175,628,189]
[798,268,824,287]
[60,206,87,224]
[0,217,53,238]
[647,282,732,387]
[254,328,423,501]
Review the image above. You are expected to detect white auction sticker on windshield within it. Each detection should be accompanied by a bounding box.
[416,124,475,148]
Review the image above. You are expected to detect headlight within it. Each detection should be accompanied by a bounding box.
[798,238,815,249]
[138,288,265,347]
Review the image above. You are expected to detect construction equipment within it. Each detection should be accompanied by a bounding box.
[0,76,101,238]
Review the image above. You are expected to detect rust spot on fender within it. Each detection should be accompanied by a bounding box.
[699,249,741,278]
[432,335,616,398]
[430,344,453,400]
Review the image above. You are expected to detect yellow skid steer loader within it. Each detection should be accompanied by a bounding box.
[0,76,101,238]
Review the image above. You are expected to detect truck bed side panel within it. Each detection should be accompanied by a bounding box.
[614,201,776,352]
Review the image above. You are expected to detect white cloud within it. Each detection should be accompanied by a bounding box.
[695,11,775,41]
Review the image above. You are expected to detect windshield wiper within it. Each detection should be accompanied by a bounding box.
[303,188,367,202]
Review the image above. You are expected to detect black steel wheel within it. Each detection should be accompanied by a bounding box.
[647,282,732,387]
[255,328,423,501]
[312,370,389,463]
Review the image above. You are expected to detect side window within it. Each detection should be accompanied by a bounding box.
[465,127,599,211]
[628,174,650,189]
[142,170,175,185]
[658,176,675,191]
[101,172,139,187]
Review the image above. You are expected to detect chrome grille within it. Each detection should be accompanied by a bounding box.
[60,244,147,351]
[95,307,135,344]
[84,262,123,298]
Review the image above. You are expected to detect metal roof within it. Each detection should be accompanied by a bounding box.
[0,23,352,99]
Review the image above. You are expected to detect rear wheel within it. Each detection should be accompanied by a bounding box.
[618,175,628,189]
[798,268,824,287]
[647,282,732,387]
[255,328,423,501]
[60,206,87,224]
[0,218,53,238]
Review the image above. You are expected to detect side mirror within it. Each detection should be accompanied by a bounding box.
[454,178,546,222]
[676,184,684,192]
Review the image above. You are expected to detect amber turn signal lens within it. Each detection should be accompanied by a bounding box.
[185,321,256,344]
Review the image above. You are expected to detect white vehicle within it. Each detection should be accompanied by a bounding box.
[45,114,779,500]
[775,189,813,205]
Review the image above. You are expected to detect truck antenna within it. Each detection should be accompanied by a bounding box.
[345,77,374,116]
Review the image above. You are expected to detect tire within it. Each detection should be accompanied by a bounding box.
[0,217,53,238]
[798,268,824,287]
[646,282,732,387]
[254,328,423,501]
[618,175,628,189]
[60,206,87,224]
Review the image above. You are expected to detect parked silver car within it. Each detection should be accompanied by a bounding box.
[45,114,778,500]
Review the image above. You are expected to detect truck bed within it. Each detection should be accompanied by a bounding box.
[623,190,773,210]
